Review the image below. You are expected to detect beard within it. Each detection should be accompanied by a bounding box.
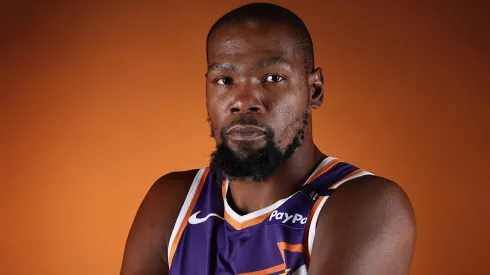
[208,112,309,183]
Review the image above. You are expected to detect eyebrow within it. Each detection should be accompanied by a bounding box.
[252,56,293,70]
[207,56,293,73]
[207,62,237,73]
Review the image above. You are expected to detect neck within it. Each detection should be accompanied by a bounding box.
[226,138,326,215]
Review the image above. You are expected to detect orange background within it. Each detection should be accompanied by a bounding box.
[1,1,489,274]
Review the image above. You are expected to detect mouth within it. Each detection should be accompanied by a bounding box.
[226,124,267,142]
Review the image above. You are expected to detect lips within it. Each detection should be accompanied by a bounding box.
[226,125,266,141]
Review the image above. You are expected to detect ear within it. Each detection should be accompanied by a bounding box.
[308,67,325,109]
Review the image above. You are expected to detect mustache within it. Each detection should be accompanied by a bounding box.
[220,116,274,138]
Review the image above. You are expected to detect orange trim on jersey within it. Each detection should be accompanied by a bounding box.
[329,168,365,189]
[221,159,339,231]
[221,180,227,198]
[168,168,210,267]
[221,181,273,230]
[278,241,303,253]
[238,242,304,275]
[303,168,367,266]
[223,209,273,230]
[239,262,284,275]
[304,159,341,185]
[303,196,325,268]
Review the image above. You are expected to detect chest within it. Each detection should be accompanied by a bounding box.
[170,193,314,275]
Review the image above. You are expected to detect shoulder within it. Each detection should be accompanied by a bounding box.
[144,168,202,244]
[323,175,415,219]
[308,175,416,274]
[318,175,415,235]
[120,168,202,273]
[150,168,202,201]
[144,168,201,216]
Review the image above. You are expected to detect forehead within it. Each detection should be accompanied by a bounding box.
[207,20,301,66]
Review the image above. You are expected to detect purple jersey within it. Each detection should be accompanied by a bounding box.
[168,157,373,274]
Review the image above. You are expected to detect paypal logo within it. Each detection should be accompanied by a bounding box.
[269,210,307,225]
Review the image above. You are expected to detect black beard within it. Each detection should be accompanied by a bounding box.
[208,112,309,183]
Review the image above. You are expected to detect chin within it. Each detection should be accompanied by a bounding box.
[229,147,260,160]
[228,141,267,154]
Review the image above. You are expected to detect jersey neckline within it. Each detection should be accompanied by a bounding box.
[221,156,338,226]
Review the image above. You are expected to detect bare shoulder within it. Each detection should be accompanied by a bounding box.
[325,175,415,222]
[329,175,414,209]
[150,168,201,209]
[148,169,201,244]
[120,168,200,275]
[308,175,416,275]
[320,175,416,241]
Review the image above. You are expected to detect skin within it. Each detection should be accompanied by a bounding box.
[121,20,416,275]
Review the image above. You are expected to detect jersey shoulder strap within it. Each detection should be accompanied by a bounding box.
[301,158,374,197]
[301,158,374,257]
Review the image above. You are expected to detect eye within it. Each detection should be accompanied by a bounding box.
[264,74,284,83]
[215,77,234,85]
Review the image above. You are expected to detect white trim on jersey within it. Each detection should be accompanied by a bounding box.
[307,170,374,257]
[303,156,338,184]
[223,178,292,223]
[308,196,328,256]
[222,157,338,224]
[167,168,206,263]
[330,170,373,189]
[292,264,308,275]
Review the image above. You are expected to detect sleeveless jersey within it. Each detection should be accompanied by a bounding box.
[168,157,373,274]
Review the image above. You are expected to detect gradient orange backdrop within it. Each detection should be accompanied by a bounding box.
[1,1,489,274]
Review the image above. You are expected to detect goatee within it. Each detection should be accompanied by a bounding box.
[209,112,308,183]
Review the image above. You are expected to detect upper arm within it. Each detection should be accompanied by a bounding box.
[308,176,416,275]
[120,171,197,275]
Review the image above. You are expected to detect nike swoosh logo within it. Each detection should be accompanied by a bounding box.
[188,211,225,225]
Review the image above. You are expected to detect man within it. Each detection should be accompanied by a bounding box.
[121,3,416,275]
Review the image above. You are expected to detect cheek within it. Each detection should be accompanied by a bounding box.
[271,94,308,145]
[206,105,228,143]
[207,115,220,138]
[206,87,229,117]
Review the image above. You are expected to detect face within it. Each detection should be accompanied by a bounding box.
[206,20,323,182]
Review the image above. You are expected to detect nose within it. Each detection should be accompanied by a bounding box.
[228,84,265,115]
